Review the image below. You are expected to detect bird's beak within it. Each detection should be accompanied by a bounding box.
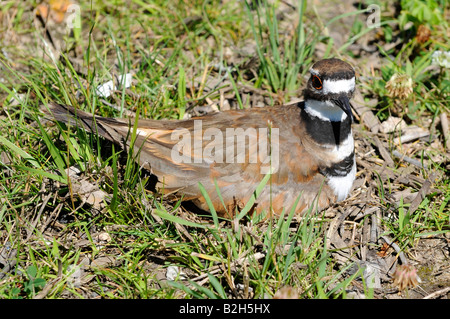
[333,95,353,121]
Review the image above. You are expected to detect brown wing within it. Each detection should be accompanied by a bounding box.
[45,102,335,217]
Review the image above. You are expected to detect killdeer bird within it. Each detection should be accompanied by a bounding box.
[44,58,356,218]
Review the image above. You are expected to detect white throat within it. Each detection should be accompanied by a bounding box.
[304,99,348,122]
[327,159,356,201]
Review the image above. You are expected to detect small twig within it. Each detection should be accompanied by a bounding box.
[370,213,379,244]
[392,150,426,169]
[393,127,429,144]
[351,90,380,133]
[361,217,370,261]
[190,251,265,288]
[440,112,449,150]
[26,193,52,241]
[39,203,63,234]
[423,287,450,299]
[174,223,196,245]
[33,277,60,299]
[408,172,436,215]
[353,206,380,221]
[381,235,408,265]
[191,266,223,282]
[243,226,265,247]
[326,207,351,250]
[373,136,394,167]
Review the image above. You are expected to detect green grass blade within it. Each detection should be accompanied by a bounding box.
[178,66,186,119]
[37,121,68,180]
[0,135,40,169]
[235,171,272,221]
[19,166,68,183]
[207,273,227,299]
[154,209,207,229]
[198,182,219,229]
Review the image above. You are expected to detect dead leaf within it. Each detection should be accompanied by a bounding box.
[377,242,391,257]
[380,116,407,134]
[91,256,117,268]
[393,125,430,144]
[71,179,108,209]
[416,25,431,44]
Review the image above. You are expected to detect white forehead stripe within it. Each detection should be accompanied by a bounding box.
[310,67,319,76]
[323,78,355,94]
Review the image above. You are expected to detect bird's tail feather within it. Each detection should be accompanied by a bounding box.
[42,102,128,144]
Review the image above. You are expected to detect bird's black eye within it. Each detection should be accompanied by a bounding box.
[312,75,323,90]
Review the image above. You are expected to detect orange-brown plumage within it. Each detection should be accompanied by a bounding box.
[44,58,357,218]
